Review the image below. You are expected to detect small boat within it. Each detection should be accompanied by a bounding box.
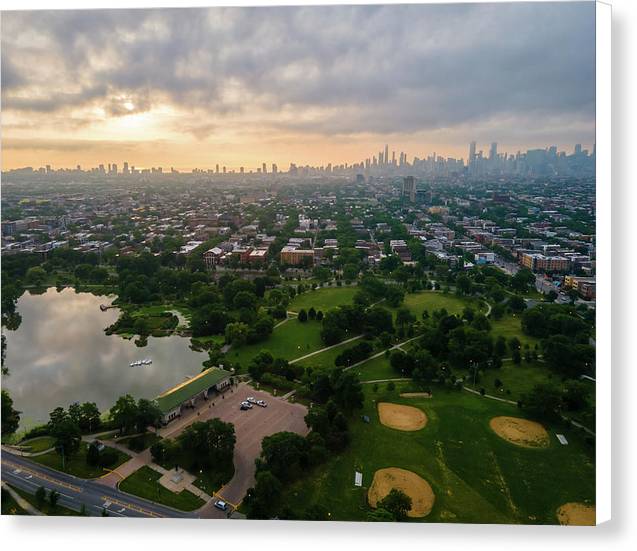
[142,358,153,365]
[129,360,142,367]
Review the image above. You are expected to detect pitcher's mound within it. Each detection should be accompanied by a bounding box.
[378,402,427,431]
[489,416,550,448]
[368,467,435,518]
[557,503,595,526]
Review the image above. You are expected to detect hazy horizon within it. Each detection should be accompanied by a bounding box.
[1,3,595,171]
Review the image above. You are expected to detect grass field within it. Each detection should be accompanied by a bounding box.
[402,291,483,318]
[31,442,130,479]
[228,318,324,369]
[353,354,396,382]
[290,286,357,312]
[464,360,555,401]
[489,314,540,349]
[18,436,56,453]
[280,382,595,524]
[119,466,205,512]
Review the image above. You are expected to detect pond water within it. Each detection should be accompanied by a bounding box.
[2,288,208,430]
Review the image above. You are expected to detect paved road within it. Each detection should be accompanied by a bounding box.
[1,452,196,518]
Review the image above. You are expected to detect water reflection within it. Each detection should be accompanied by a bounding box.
[2,288,207,429]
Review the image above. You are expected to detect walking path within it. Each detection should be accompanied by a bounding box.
[344,335,422,371]
[289,334,363,364]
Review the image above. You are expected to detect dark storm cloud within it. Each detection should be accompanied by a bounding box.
[1,3,595,138]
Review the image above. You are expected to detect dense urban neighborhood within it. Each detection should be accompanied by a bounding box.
[2,149,596,524]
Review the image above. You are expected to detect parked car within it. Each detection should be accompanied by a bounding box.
[246,396,257,404]
[256,400,267,407]
[241,401,253,409]
[214,500,228,511]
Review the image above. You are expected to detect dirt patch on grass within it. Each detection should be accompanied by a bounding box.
[400,392,432,398]
[489,416,550,448]
[368,467,435,518]
[378,402,427,431]
[557,503,596,526]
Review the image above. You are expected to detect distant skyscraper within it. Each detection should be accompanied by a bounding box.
[402,176,416,202]
[489,142,497,161]
[272,163,277,174]
[262,162,267,174]
[215,164,219,174]
[384,144,389,166]
[123,161,129,174]
[469,141,476,162]
[240,166,244,174]
[575,144,582,155]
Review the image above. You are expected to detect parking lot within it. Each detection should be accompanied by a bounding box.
[162,382,308,518]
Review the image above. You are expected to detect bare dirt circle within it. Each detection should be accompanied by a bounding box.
[556,502,596,526]
[378,402,427,431]
[368,467,435,518]
[489,416,550,448]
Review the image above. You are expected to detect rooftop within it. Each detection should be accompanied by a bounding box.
[154,367,232,413]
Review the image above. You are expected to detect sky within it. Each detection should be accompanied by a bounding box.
[1,2,596,171]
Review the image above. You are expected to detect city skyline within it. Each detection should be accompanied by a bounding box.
[3,140,595,175]
[1,3,595,170]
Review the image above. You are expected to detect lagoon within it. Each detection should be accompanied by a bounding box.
[2,288,208,430]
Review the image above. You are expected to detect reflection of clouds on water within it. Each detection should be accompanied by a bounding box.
[2,288,207,429]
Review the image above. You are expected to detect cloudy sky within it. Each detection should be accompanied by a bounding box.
[1,2,595,171]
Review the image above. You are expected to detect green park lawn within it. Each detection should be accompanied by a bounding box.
[228,318,324,369]
[489,314,540,349]
[18,436,56,453]
[353,354,397,382]
[289,286,357,313]
[402,291,483,318]
[280,382,595,524]
[31,442,130,479]
[119,466,205,512]
[464,360,555,401]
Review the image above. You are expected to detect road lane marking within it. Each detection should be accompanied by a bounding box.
[100,495,163,518]
[3,460,83,493]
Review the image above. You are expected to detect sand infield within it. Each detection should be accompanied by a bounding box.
[378,402,427,431]
[556,503,596,526]
[489,416,550,448]
[368,467,435,518]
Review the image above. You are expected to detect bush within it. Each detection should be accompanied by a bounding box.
[98,448,120,468]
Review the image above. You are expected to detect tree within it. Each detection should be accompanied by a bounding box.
[331,370,364,412]
[136,399,163,432]
[396,307,416,328]
[25,266,47,287]
[1,390,20,436]
[298,309,308,323]
[178,418,236,470]
[258,432,309,482]
[245,470,282,519]
[35,486,46,508]
[78,402,101,433]
[308,306,317,320]
[225,322,250,346]
[49,414,81,459]
[378,488,412,521]
[562,380,590,411]
[110,394,139,434]
[522,383,563,421]
[507,295,527,313]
